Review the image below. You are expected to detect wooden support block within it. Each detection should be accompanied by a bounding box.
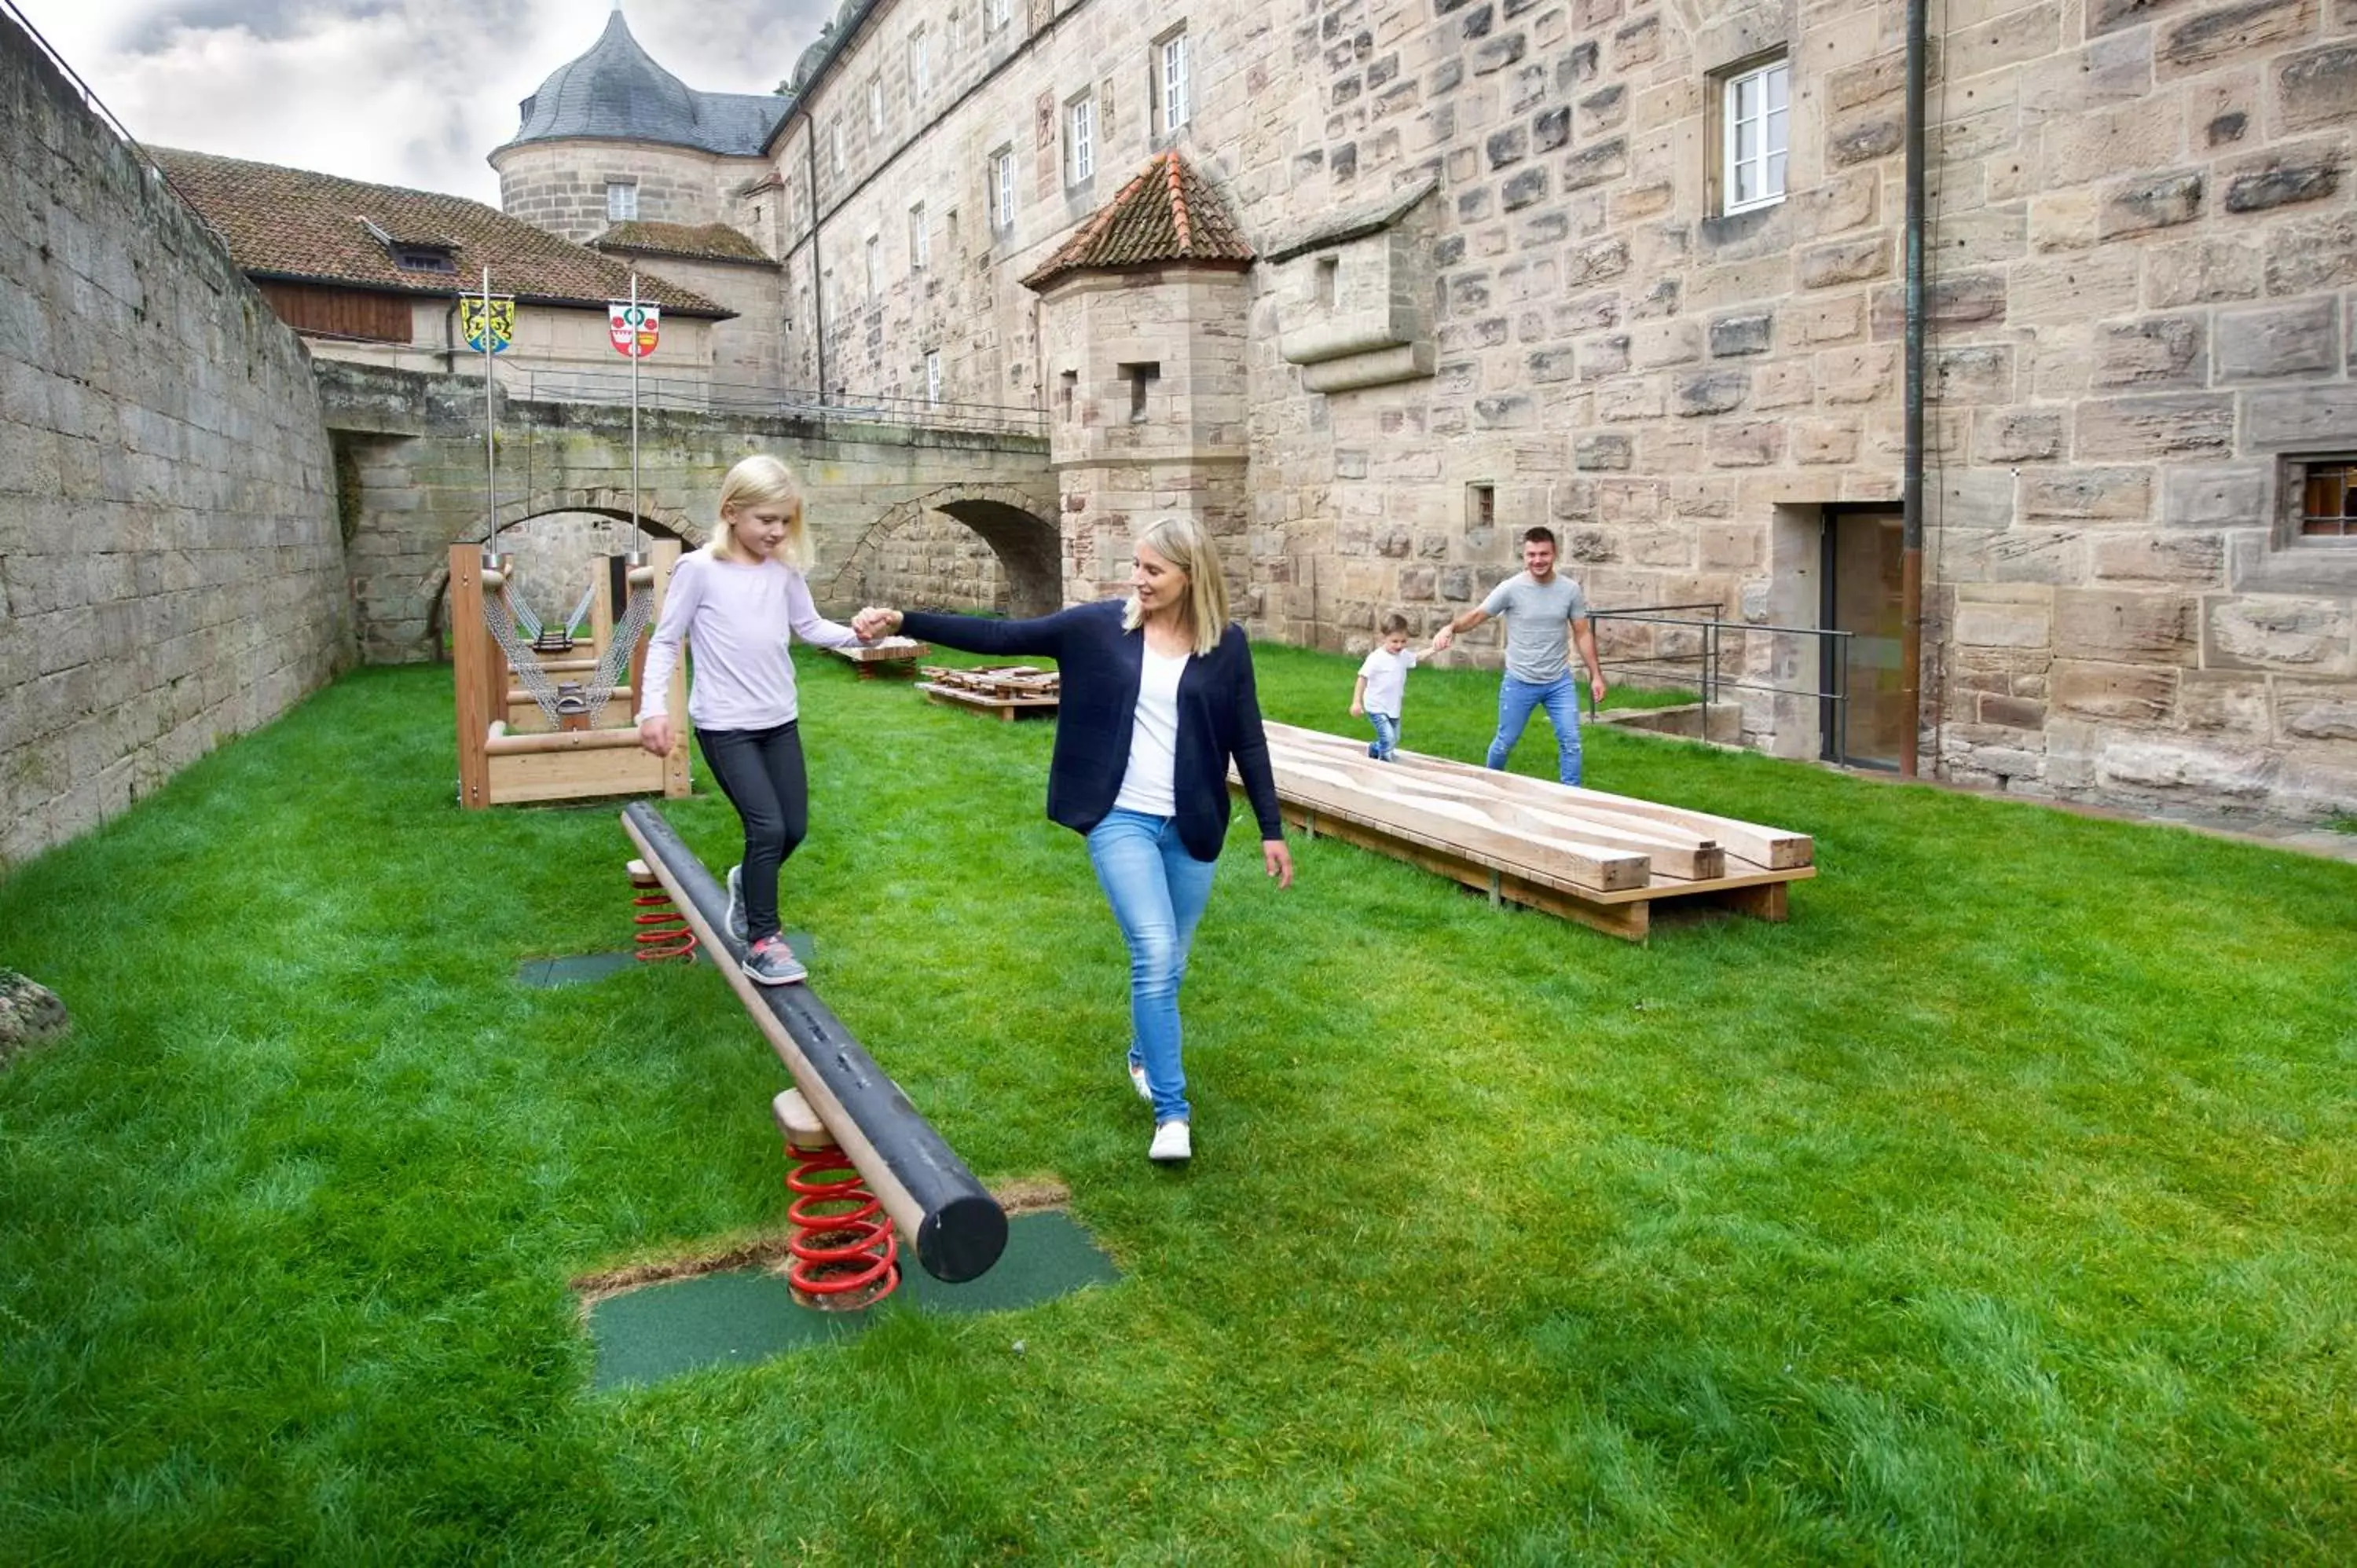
[772,1089,836,1153]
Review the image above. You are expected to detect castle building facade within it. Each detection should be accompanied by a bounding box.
[500,2,2357,820]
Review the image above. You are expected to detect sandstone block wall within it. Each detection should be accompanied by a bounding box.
[0,15,352,868]
[744,0,2352,819]
[494,140,764,244]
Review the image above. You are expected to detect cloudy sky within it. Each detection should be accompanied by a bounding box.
[16,0,834,203]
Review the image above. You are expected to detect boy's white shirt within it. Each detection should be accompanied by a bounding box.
[1356,647,1419,717]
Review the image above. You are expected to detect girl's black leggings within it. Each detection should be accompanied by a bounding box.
[695,720,807,943]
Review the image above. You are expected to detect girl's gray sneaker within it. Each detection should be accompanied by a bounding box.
[744,935,807,987]
[724,865,750,944]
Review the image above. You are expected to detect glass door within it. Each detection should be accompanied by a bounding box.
[1821,511,1908,769]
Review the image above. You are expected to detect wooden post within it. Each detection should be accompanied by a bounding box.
[449,544,493,810]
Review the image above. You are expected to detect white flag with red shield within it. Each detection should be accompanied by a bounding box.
[608,301,660,358]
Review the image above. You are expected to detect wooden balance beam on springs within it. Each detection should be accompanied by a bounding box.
[620,800,1009,1284]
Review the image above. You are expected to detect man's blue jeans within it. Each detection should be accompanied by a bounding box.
[1366,711,1401,760]
[1085,809,1219,1125]
[1486,672,1585,785]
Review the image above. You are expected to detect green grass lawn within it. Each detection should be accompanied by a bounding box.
[2,646,2352,1564]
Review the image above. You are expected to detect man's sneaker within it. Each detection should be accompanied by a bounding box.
[1149,1119,1191,1163]
[1127,1057,1152,1103]
[743,935,807,987]
[724,865,750,944]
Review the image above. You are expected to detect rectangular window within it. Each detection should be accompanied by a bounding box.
[1469,482,1496,530]
[991,148,1016,229]
[910,203,929,269]
[945,207,961,256]
[909,30,929,110]
[871,79,885,135]
[1120,361,1160,423]
[1159,31,1191,134]
[1060,368,1078,422]
[606,181,638,221]
[830,122,845,177]
[1068,94,1096,185]
[925,350,944,405]
[865,234,882,299]
[1721,57,1790,214]
[988,0,1010,31]
[1314,256,1339,310]
[2295,457,2357,540]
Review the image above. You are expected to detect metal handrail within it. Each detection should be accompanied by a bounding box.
[501,364,1048,438]
[1584,605,1861,764]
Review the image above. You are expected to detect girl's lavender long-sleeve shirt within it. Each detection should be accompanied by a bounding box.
[636,550,860,731]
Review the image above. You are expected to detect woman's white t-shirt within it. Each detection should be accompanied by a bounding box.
[1113,646,1192,817]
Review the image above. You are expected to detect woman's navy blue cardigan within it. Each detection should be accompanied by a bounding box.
[900,601,1286,863]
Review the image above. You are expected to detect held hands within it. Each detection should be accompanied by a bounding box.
[1263,838,1294,889]
[637,715,676,757]
[851,606,903,640]
[1431,625,1455,654]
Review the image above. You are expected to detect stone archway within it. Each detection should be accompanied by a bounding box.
[422,489,698,658]
[816,482,1063,619]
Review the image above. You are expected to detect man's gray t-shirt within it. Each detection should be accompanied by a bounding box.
[1479,572,1589,683]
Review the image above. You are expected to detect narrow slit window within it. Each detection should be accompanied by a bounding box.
[1120,361,1160,423]
[910,203,928,270]
[1314,256,1339,310]
[1469,483,1496,530]
[925,350,944,405]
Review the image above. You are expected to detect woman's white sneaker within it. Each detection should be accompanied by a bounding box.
[1149,1119,1191,1163]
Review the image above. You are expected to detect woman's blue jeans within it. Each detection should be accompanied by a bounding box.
[1085,808,1218,1125]
[1486,672,1585,785]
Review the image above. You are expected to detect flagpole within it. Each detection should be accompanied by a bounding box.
[629,271,643,558]
[482,265,497,559]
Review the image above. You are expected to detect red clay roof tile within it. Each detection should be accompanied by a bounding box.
[1020,151,1254,291]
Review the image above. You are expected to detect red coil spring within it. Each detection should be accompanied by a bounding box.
[784,1145,899,1309]
[631,885,698,963]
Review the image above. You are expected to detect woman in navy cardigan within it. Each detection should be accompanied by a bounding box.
[856,518,1292,1165]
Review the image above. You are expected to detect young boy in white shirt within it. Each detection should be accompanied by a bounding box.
[1350,614,1424,761]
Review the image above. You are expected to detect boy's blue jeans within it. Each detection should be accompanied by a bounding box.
[1486,672,1585,785]
[1366,711,1401,760]
[1085,809,1218,1125]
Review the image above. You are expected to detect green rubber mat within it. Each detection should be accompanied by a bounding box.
[587,1209,1119,1390]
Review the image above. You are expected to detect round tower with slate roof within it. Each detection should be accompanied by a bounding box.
[491,8,792,384]
[490,8,787,246]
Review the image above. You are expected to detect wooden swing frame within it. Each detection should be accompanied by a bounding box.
[449,539,691,808]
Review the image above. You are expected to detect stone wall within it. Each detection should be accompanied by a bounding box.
[739,0,2354,819]
[315,359,1053,661]
[493,139,767,244]
[0,14,352,868]
[1922,0,2357,818]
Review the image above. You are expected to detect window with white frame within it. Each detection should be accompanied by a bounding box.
[606,181,638,221]
[991,147,1016,230]
[988,0,1010,31]
[1158,31,1191,134]
[925,350,944,405]
[1068,93,1095,185]
[830,121,844,177]
[865,233,882,299]
[870,79,885,134]
[909,29,929,109]
[1720,56,1789,214]
[910,202,929,269]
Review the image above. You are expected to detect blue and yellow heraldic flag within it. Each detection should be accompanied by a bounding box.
[461,295,516,354]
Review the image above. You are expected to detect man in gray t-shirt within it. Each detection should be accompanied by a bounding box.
[1431,526,1607,785]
